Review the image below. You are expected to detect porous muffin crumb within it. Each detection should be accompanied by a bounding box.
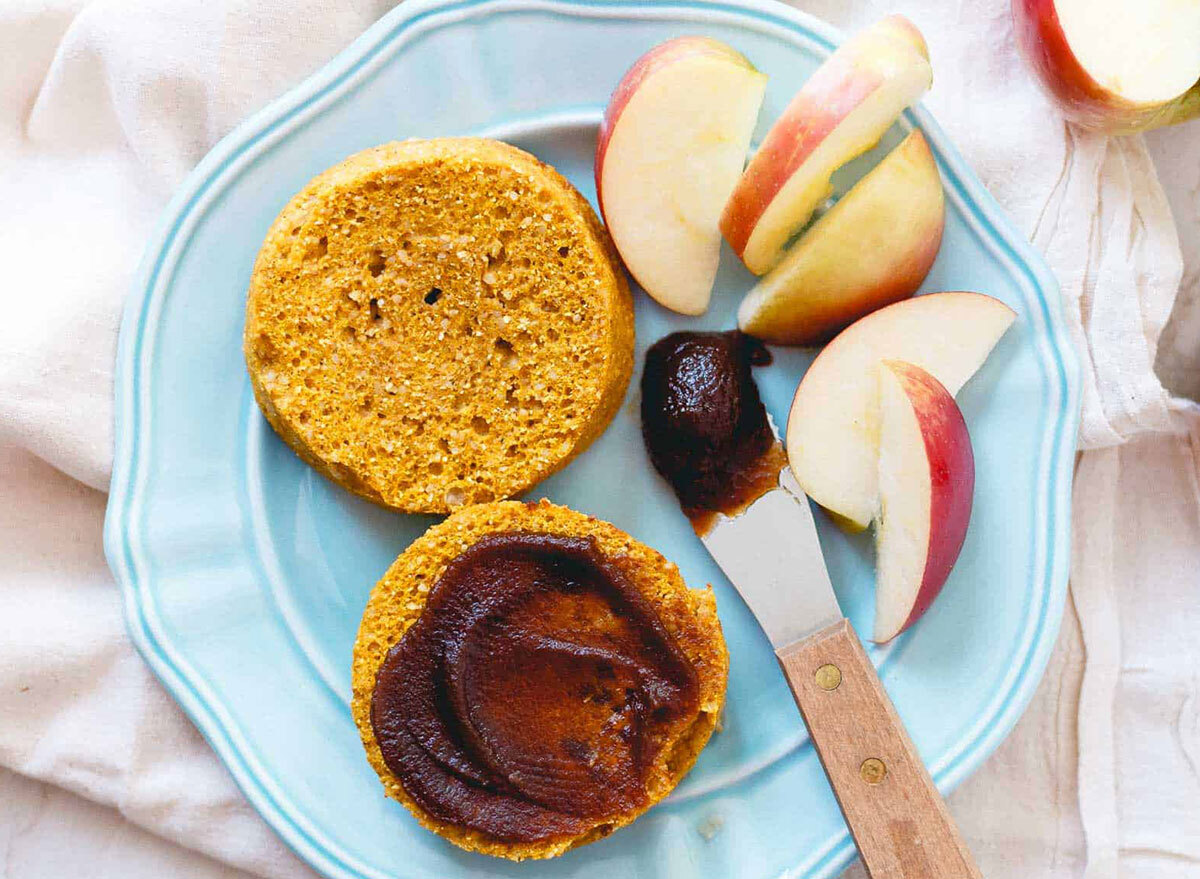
[245,138,634,513]
[352,500,728,860]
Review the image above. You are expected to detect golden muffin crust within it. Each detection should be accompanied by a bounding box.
[245,138,634,513]
[352,500,728,860]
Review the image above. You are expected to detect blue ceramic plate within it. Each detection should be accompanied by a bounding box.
[104,1,1080,877]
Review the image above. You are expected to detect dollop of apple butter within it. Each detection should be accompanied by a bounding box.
[371,533,699,842]
[640,330,784,532]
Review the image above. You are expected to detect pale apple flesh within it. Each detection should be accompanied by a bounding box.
[1012,0,1200,133]
[873,360,974,642]
[738,130,944,346]
[786,291,1014,529]
[720,15,932,275]
[596,37,766,315]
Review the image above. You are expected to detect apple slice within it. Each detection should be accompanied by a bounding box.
[1012,0,1200,133]
[873,360,974,642]
[596,37,767,315]
[720,15,932,276]
[738,130,944,346]
[786,291,1014,530]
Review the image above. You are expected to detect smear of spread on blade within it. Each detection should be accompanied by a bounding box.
[639,330,779,534]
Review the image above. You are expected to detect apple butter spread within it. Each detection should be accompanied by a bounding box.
[641,330,786,533]
[370,531,700,843]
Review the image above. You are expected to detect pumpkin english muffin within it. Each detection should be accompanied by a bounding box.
[245,138,634,513]
[352,500,728,860]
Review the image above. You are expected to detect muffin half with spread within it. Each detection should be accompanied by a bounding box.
[245,138,633,514]
[352,500,727,859]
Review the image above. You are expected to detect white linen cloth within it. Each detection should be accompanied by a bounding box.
[1,1,1197,877]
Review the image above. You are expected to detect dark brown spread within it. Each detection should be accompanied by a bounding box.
[371,532,699,842]
[640,330,784,534]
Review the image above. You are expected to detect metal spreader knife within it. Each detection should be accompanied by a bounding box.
[699,432,982,879]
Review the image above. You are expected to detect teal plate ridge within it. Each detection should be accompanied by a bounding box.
[105,1,1082,877]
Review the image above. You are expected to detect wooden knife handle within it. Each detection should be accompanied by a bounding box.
[776,619,981,879]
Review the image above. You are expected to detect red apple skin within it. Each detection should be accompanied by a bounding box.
[883,360,974,640]
[594,36,747,218]
[1011,0,1200,133]
[720,15,929,262]
[719,70,883,259]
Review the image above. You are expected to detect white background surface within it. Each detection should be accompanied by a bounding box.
[2,1,1199,877]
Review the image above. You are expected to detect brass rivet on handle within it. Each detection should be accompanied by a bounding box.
[860,758,887,785]
[815,664,842,690]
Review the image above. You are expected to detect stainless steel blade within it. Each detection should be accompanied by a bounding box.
[700,459,842,649]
